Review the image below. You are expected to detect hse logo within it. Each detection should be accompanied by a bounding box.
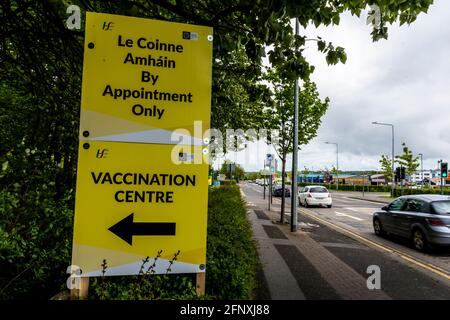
[96,149,109,159]
[103,21,114,31]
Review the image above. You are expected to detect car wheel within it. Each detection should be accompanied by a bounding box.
[373,218,385,237]
[412,229,429,252]
[304,200,308,208]
[327,205,332,208]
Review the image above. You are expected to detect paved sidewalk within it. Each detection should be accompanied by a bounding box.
[244,190,391,300]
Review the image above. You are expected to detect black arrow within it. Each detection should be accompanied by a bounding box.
[108,213,176,245]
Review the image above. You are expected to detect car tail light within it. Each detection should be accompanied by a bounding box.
[426,218,446,226]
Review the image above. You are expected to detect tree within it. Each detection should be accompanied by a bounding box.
[379,154,393,183]
[301,166,310,177]
[265,70,329,222]
[220,161,244,181]
[395,142,420,178]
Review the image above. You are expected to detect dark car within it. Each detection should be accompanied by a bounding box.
[373,195,450,251]
[272,185,290,197]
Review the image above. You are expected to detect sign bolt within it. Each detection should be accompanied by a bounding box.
[199,264,205,270]
[88,42,95,49]
[83,143,90,150]
[82,131,90,137]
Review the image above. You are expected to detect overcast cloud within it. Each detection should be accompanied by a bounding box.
[220,0,450,173]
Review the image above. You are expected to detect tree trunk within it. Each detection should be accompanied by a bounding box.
[280,158,286,223]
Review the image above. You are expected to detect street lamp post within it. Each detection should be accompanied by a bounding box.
[372,122,395,197]
[325,142,339,191]
[290,18,300,233]
[418,153,423,186]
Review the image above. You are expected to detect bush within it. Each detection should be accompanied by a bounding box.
[393,187,450,197]
[219,180,237,186]
[0,144,74,300]
[205,185,260,299]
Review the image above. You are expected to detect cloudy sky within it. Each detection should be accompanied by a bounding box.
[219,0,450,173]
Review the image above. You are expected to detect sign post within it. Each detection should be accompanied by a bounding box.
[71,13,213,298]
[266,154,274,211]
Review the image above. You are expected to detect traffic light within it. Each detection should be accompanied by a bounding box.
[395,167,406,181]
[441,162,448,178]
[400,167,406,180]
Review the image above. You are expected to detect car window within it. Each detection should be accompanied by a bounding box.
[403,199,429,213]
[309,187,328,193]
[431,201,450,215]
[389,198,405,211]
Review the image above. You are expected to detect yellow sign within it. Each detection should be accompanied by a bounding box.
[80,12,213,144]
[71,12,212,276]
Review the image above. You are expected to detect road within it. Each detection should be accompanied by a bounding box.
[241,182,450,298]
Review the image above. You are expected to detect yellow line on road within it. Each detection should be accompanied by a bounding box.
[301,209,450,282]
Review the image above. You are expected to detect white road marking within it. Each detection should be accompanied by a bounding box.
[345,207,376,215]
[341,196,386,205]
[334,211,363,221]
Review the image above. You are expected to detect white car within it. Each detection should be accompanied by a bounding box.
[298,186,332,208]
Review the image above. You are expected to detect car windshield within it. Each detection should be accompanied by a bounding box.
[431,201,450,214]
[309,187,328,193]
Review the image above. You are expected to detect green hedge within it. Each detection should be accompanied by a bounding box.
[219,180,237,186]
[205,185,260,299]
[393,187,450,197]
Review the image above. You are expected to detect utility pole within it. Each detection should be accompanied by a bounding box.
[263,161,266,199]
[439,159,443,195]
[362,173,365,197]
[418,153,423,187]
[290,18,299,233]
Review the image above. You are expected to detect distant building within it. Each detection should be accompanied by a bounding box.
[410,170,439,183]
[370,174,387,185]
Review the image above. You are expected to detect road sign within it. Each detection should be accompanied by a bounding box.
[79,12,213,145]
[71,13,213,277]
[72,142,208,276]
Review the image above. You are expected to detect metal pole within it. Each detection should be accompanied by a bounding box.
[263,161,266,200]
[362,174,365,197]
[391,125,395,198]
[268,174,271,211]
[336,143,339,190]
[401,165,404,196]
[419,153,423,187]
[440,159,443,195]
[290,18,299,233]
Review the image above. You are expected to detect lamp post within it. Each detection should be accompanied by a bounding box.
[418,153,423,186]
[372,122,395,197]
[290,18,299,233]
[325,142,339,191]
